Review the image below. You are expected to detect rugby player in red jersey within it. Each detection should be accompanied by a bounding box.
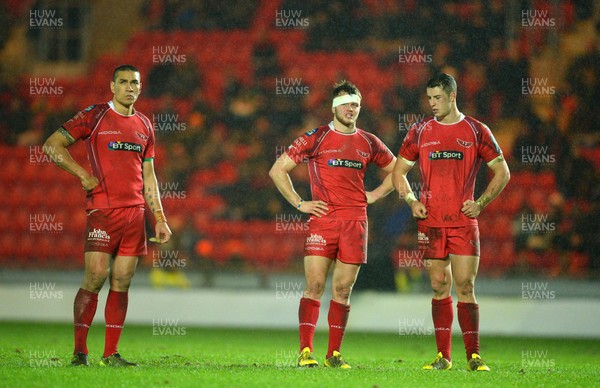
[43,64,172,367]
[270,80,396,368]
[393,73,510,371]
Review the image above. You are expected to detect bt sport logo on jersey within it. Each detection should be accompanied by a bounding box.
[328,159,363,169]
[428,150,464,160]
[108,141,142,153]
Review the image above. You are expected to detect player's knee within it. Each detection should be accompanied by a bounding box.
[111,269,135,289]
[455,279,475,297]
[85,267,108,288]
[429,275,449,293]
[332,283,353,301]
[304,280,326,299]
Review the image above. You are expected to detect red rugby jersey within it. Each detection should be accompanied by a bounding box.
[62,101,155,210]
[398,114,502,227]
[286,122,394,220]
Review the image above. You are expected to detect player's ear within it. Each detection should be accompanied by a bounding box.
[110,81,115,94]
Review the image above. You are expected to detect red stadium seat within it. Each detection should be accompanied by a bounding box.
[523,250,560,272]
[536,170,557,191]
[0,232,17,263]
[510,171,537,190]
[528,188,550,214]
[568,252,589,277]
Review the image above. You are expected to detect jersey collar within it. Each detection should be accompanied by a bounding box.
[108,100,136,117]
[434,113,465,126]
[328,121,357,135]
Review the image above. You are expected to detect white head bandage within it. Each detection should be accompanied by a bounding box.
[332,94,361,108]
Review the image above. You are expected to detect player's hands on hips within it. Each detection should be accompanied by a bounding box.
[410,201,428,219]
[154,221,172,244]
[461,200,482,218]
[80,173,99,191]
[299,200,329,217]
[366,191,378,204]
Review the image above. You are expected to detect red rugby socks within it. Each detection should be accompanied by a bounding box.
[432,296,453,360]
[326,299,350,358]
[73,288,98,355]
[298,297,320,352]
[103,289,128,357]
[457,302,480,360]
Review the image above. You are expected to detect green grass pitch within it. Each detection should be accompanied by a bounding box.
[0,321,598,387]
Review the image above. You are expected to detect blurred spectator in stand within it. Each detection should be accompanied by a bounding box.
[460,59,491,120]
[191,122,227,171]
[161,141,192,186]
[575,201,600,276]
[253,32,281,85]
[511,105,563,173]
[563,53,600,146]
[147,61,200,99]
[305,1,366,51]
[152,94,178,140]
[513,203,554,274]
[557,142,600,201]
[225,87,262,133]
[6,96,30,145]
[488,39,529,119]
[141,0,164,30]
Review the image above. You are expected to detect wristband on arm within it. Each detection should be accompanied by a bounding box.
[404,192,417,205]
[154,209,167,224]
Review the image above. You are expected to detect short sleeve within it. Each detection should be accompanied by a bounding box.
[286,128,319,164]
[61,105,96,140]
[144,134,155,160]
[140,115,155,160]
[398,123,420,162]
[370,135,395,168]
[478,123,503,164]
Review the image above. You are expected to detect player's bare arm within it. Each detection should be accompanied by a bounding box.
[142,160,172,243]
[461,155,510,218]
[269,152,329,217]
[366,158,397,204]
[43,128,99,191]
[392,156,428,219]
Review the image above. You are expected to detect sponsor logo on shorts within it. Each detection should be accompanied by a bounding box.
[327,158,363,169]
[457,138,473,148]
[428,150,463,160]
[108,141,142,152]
[418,231,429,244]
[88,228,110,246]
[306,233,326,250]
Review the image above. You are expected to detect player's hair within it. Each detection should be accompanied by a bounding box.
[332,80,362,99]
[426,73,457,96]
[112,64,140,82]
